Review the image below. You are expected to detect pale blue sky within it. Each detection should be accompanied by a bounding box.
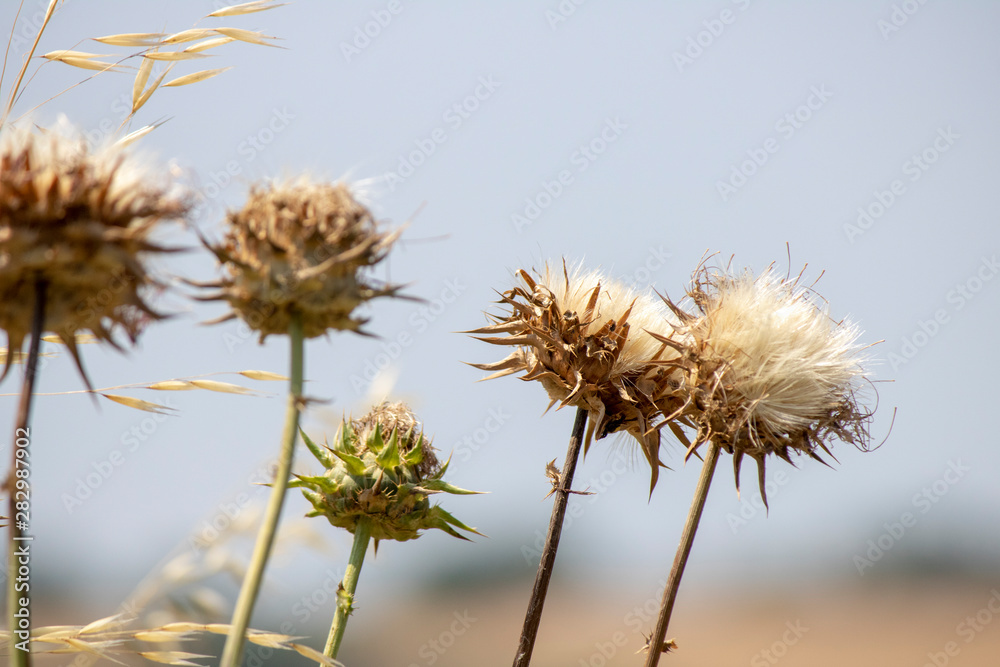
[2,0,999,648]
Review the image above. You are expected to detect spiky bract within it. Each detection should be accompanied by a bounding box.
[467,261,683,492]
[201,179,402,340]
[294,402,480,545]
[0,123,188,381]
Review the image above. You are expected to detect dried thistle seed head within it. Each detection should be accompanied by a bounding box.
[0,122,188,382]
[201,178,402,340]
[654,264,873,504]
[467,261,684,492]
[294,401,481,545]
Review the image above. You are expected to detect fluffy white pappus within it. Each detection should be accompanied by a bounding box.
[692,267,868,437]
[527,261,680,373]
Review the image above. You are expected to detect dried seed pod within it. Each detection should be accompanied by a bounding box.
[651,264,873,504]
[0,122,189,382]
[467,261,683,492]
[294,402,481,546]
[200,179,402,340]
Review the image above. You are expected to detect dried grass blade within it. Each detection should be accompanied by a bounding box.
[163,67,231,88]
[55,56,124,72]
[79,614,125,634]
[132,65,174,114]
[213,27,278,46]
[239,370,288,381]
[132,630,192,643]
[245,632,302,649]
[143,51,209,62]
[162,28,217,44]
[207,1,287,17]
[101,394,176,414]
[93,32,164,47]
[188,379,256,395]
[148,380,196,391]
[132,56,154,112]
[290,642,343,666]
[138,652,211,666]
[182,36,236,53]
[113,119,167,149]
[62,638,127,664]
[42,50,110,61]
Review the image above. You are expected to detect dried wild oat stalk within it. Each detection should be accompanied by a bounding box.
[199,179,404,340]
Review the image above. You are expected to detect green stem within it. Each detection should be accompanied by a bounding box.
[219,313,305,667]
[643,440,721,667]
[6,280,46,667]
[323,518,373,662]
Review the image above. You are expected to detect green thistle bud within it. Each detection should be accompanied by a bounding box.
[294,402,482,545]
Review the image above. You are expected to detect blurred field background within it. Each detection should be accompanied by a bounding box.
[3,1,1000,665]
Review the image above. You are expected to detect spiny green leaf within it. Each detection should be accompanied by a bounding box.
[332,449,367,477]
[300,428,335,468]
[335,422,357,455]
[419,479,483,495]
[375,428,401,469]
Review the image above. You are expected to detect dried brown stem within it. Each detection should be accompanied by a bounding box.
[643,440,721,667]
[512,406,588,667]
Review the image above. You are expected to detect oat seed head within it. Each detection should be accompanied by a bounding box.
[200,177,403,340]
[0,120,189,383]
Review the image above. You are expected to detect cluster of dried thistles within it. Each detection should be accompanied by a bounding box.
[469,260,873,500]
[201,179,402,340]
[0,124,188,381]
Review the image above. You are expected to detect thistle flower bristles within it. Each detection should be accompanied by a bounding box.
[651,264,873,505]
[211,178,408,667]
[0,122,189,385]
[467,260,683,492]
[0,122,187,667]
[198,177,405,340]
[642,259,876,667]
[294,402,481,661]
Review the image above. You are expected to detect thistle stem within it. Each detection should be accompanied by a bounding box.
[643,440,721,667]
[220,313,305,667]
[6,279,46,667]
[512,406,588,667]
[323,517,372,662]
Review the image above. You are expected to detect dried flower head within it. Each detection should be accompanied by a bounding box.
[0,122,188,382]
[201,179,402,340]
[467,261,683,492]
[294,402,481,545]
[652,263,873,504]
